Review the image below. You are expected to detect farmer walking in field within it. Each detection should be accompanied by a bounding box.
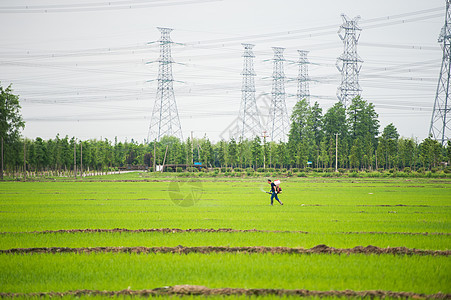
[268,179,283,206]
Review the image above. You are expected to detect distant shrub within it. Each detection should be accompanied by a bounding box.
[367,172,381,178]
[431,167,439,173]
[291,168,298,172]
[349,172,359,178]
[297,172,306,177]
[393,172,408,178]
[338,168,346,173]
[417,167,425,173]
[403,167,411,173]
[444,167,451,174]
[234,167,242,172]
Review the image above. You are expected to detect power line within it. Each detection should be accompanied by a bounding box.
[0,0,221,13]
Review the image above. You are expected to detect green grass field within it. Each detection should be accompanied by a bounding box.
[0,173,450,298]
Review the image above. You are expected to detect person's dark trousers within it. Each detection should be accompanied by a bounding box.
[271,192,282,205]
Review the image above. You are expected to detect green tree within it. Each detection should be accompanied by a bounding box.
[349,138,363,169]
[347,96,379,146]
[288,98,313,168]
[185,138,193,165]
[309,101,323,147]
[200,138,213,167]
[217,140,227,168]
[418,137,442,169]
[398,138,416,169]
[319,138,329,168]
[380,123,399,169]
[251,136,263,169]
[0,84,25,179]
[288,99,310,143]
[323,102,348,141]
[227,138,238,169]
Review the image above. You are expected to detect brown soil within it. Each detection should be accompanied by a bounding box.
[1,245,449,256]
[1,228,449,236]
[0,286,449,299]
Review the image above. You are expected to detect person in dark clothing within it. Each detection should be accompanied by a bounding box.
[267,179,283,206]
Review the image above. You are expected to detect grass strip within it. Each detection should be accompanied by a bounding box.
[0,285,449,299]
[1,179,450,234]
[1,245,449,256]
[2,230,449,251]
[2,228,449,235]
[1,253,449,294]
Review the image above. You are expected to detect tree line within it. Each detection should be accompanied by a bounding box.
[1,83,451,177]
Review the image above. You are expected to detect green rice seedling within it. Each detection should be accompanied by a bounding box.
[0,252,449,294]
[0,231,449,250]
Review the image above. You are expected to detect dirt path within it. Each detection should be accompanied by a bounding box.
[0,285,449,299]
[1,245,449,256]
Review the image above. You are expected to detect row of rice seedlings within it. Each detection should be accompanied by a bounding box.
[1,252,449,294]
[0,231,449,250]
[1,181,449,234]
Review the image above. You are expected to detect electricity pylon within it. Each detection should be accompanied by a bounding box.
[297,50,310,104]
[429,0,451,145]
[238,43,262,140]
[148,27,183,142]
[267,47,289,142]
[336,14,363,108]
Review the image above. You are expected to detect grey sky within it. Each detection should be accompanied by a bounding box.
[0,0,446,142]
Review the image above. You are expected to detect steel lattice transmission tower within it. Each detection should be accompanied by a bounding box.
[297,50,310,104]
[336,14,363,108]
[429,0,451,145]
[238,43,262,139]
[148,27,183,142]
[267,47,289,142]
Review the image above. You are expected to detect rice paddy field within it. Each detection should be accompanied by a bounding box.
[0,173,450,299]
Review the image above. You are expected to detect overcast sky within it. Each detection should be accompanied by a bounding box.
[0,0,446,142]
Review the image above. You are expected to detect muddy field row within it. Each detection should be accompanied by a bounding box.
[1,227,449,236]
[1,245,449,256]
[1,285,449,299]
